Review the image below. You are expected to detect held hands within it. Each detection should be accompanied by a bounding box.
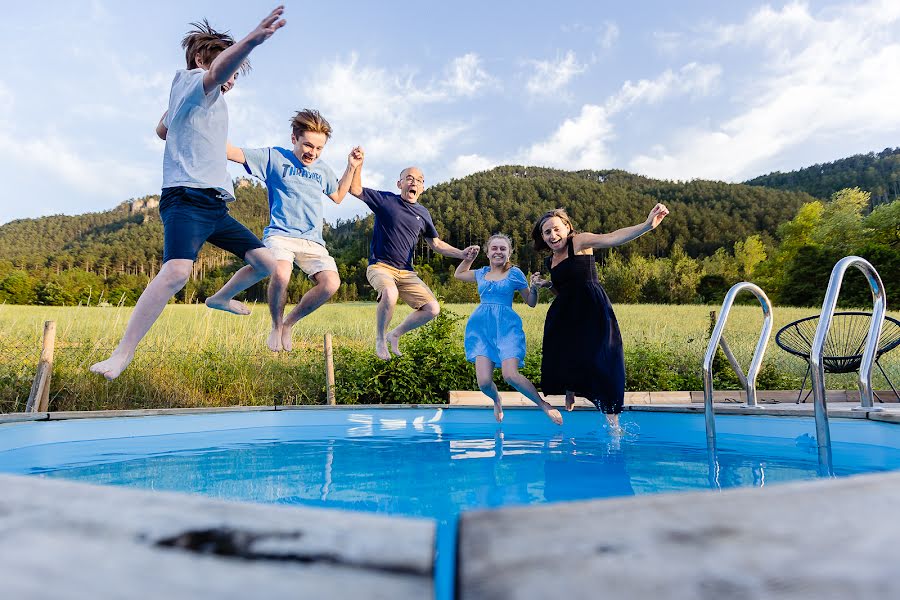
[348,146,365,169]
[249,6,287,46]
[530,272,550,288]
[462,245,480,261]
[646,203,670,229]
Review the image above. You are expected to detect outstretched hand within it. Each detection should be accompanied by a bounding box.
[249,6,287,45]
[462,245,480,261]
[530,272,549,288]
[646,203,669,229]
[348,146,365,168]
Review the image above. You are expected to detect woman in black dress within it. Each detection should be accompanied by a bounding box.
[529,205,669,431]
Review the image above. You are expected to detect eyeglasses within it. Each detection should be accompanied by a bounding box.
[403,175,425,184]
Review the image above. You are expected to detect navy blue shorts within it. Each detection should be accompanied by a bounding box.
[159,187,265,263]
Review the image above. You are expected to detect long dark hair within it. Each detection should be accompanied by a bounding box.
[531,208,576,251]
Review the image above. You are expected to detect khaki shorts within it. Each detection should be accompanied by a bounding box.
[264,236,338,279]
[366,263,436,309]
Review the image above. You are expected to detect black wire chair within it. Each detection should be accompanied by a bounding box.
[775,311,900,403]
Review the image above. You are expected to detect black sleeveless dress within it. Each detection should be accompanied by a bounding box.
[541,237,625,414]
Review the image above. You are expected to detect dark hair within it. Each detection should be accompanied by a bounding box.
[182,19,250,75]
[531,208,576,251]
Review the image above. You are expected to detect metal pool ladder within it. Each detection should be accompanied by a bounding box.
[702,282,774,444]
[811,256,887,476]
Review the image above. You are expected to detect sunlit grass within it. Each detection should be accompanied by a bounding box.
[1,301,897,412]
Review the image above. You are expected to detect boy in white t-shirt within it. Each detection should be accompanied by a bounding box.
[90,7,286,380]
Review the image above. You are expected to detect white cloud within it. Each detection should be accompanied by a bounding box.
[630,0,900,181]
[525,51,587,97]
[449,154,498,179]
[522,104,615,169]
[607,62,721,113]
[599,22,620,49]
[305,53,474,165]
[442,53,495,97]
[0,130,156,202]
[447,60,721,178]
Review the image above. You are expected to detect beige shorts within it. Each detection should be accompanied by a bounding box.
[264,236,338,278]
[366,263,436,309]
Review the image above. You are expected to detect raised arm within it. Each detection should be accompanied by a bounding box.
[454,246,479,282]
[226,142,245,164]
[349,151,364,198]
[202,6,286,95]
[427,238,479,260]
[573,203,669,251]
[156,111,168,140]
[328,146,363,205]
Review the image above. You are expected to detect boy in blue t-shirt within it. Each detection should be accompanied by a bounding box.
[350,155,479,360]
[227,109,362,352]
[90,8,286,381]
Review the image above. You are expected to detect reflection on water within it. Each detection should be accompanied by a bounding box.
[9,413,887,522]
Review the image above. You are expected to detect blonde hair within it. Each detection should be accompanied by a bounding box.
[291,109,333,139]
[485,233,514,272]
[531,208,576,252]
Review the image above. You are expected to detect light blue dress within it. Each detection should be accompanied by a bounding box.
[465,266,529,367]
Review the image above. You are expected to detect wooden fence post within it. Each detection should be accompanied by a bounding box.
[324,333,336,406]
[26,321,56,413]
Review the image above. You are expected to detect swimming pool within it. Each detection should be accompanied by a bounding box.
[2,407,900,598]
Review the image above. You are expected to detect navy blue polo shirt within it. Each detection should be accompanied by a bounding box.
[358,188,440,271]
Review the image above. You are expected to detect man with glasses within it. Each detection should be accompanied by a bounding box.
[350,158,478,360]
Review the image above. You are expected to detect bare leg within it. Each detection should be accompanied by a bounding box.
[281,270,340,351]
[476,356,503,422]
[386,300,440,357]
[374,284,399,360]
[265,260,293,352]
[205,247,276,315]
[565,391,576,412]
[502,358,562,425]
[605,412,622,434]
[89,259,193,380]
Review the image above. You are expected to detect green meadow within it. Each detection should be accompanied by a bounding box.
[0,302,897,412]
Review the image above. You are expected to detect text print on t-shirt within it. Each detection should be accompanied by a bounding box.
[281,163,323,185]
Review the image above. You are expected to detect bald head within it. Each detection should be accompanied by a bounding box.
[397,166,425,203]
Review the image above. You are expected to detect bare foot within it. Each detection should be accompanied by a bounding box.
[266,327,283,352]
[565,391,575,412]
[89,352,134,381]
[205,296,251,315]
[493,400,504,423]
[540,400,563,425]
[375,338,391,360]
[281,324,293,352]
[386,330,403,357]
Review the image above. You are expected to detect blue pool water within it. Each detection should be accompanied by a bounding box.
[2,407,900,598]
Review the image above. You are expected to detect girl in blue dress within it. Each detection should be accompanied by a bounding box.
[455,234,563,425]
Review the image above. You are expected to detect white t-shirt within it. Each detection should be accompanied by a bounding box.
[161,69,234,201]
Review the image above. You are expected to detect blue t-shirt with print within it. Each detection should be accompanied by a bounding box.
[358,188,439,271]
[241,147,339,245]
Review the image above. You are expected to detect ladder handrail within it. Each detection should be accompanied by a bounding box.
[702,282,773,442]
[811,256,886,476]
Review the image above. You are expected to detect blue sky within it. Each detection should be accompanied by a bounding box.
[1,0,899,224]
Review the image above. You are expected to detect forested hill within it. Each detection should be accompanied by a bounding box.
[745,147,900,205]
[329,166,814,271]
[0,167,813,281]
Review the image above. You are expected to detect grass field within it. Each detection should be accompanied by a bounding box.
[1,302,898,412]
